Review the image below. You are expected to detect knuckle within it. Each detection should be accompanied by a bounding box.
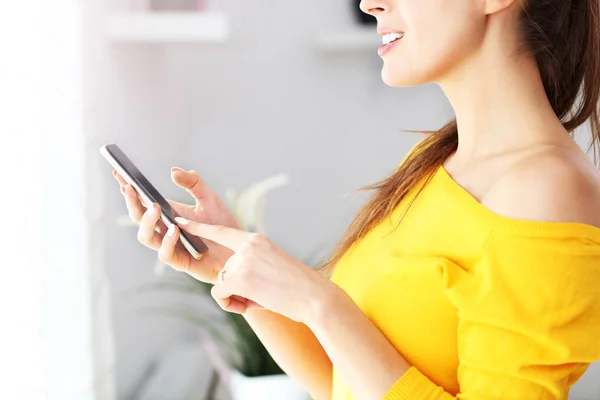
[249,232,268,244]
[237,264,253,282]
[210,289,227,311]
[249,232,266,243]
[188,169,200,180]
[157,240,176,263]
[161,258,180,272]
[137,229,154,248]
[239,241,253,254]
[128,210,139,223]
[136,229,146,244]
[157,248,167,262]
[169,263,184,273]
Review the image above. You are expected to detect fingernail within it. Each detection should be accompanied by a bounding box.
[174,217,189,225]
[167,224,176,237]
[171,167,185,173]
[147,204,154,216]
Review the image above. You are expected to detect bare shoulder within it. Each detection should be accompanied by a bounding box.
[483,149,600,228]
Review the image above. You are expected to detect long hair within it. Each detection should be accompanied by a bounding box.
[318,0,600,274]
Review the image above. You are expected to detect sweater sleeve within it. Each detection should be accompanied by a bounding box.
[384,232,600,400]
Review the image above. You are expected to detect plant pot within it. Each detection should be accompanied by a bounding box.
[229,369,311,400]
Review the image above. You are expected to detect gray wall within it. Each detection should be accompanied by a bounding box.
[87,0,599,398]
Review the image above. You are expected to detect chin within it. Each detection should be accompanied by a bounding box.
[381,70,421,88]
[381,60,450,87]
[381,63,431,87]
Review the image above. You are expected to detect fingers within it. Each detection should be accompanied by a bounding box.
[210,261,263,314]
[113,169,166,234]
[157,224,191,272]
[113,170,146,223]
[113,169,128,187]
[245,300,264,310]
[211,286,231,310]
[171,168,207,207]
[229,296,250,313]
[137,203,163,250]
[175,218,255,251]
[211,285,248,314]
[123,185,147,223]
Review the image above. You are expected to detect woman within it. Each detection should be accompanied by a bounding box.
[113,0,600,398]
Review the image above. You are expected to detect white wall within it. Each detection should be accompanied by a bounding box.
[88,0,599,398]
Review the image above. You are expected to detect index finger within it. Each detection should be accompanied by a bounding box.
[113,169,128,186]
[175,218,250,251]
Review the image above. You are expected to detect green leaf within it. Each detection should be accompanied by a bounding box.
[132,277,285,376]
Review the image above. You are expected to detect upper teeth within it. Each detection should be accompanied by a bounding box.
[382,33,404,45]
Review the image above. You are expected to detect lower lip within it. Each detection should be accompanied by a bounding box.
[378,37,403,57]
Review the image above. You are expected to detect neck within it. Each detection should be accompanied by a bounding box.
[437,26,570,166]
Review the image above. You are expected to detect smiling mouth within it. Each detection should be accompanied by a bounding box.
[381,32,405,45]
[377,32,404,57]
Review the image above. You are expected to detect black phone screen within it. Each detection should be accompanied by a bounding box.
[102,144,209,257]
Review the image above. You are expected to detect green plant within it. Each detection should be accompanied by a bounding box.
[187,275,285,377]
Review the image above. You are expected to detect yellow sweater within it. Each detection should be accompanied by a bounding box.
[330,159,600,400]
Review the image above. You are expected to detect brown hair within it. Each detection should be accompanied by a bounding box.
[319,0,600,274]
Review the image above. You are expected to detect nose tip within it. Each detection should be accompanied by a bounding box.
[359,0,385,16]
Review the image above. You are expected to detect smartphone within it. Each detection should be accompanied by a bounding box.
[100,143,209,260]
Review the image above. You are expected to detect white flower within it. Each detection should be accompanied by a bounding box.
[225,173,290,235]
[116,215,138,228]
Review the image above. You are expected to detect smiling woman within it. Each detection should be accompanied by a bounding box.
[109,0,600,399]
[313,0,600,398]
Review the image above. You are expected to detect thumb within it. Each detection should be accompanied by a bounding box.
[171,167,207,204]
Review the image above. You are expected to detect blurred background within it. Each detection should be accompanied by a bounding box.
[1,1,599,399]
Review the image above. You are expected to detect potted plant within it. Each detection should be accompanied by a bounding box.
[127,173,322,399]
[177,274,312,400]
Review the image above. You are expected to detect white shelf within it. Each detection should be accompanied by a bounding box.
[106,11,229,43]
[315,28,380,52]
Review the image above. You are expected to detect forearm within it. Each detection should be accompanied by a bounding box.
[244,308,333,400]
[306,284,412,400]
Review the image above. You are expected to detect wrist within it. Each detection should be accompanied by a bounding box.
[302,276,345,330]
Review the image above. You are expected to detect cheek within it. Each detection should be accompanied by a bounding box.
[381,6,483,86]
[381,30,466,87]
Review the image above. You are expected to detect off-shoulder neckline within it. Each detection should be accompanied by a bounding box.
[434,164,600,241]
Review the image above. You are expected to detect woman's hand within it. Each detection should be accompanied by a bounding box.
[113,167,239,284]
[174,218,335,325]
[173,219,413,400]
